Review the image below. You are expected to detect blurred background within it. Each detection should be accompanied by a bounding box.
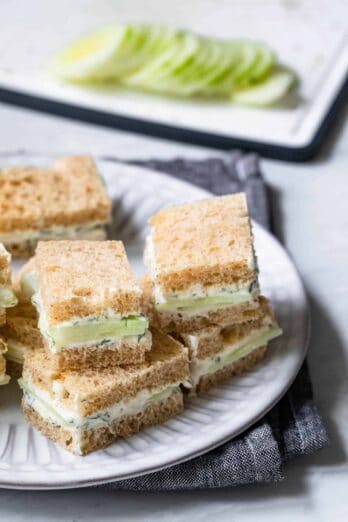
[0,0,346,159]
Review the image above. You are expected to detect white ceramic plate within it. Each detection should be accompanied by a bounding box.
[0,154,309,490]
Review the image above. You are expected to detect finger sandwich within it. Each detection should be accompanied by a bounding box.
[0,242,18,384]
[144,193,260,332]
[178,297,282,393]
[19,330,189,455]
[0,156,111,258]
[32,240,152,370]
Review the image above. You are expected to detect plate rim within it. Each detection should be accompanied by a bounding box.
[0,155,310,489]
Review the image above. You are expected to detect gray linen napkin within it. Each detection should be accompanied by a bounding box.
[101,151,328,490]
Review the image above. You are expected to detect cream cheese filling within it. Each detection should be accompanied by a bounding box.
[19,378,182,431]
[32,292,148,352]
[145,235,259,312]
[0,222,107,244]
[190,324,282,386]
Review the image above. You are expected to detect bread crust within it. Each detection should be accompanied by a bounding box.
[44,331,152,371]
[4,228,107,259]
[192,345,267,394]
[146,193,257,294]
[36,241,142,323]
[152,301,260,333]
[22,388,183,455]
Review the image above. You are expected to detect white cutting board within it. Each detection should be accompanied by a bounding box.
[0,0,347,158]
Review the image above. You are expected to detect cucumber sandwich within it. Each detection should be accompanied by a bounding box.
[0,156,111,259]
[30,240,151,370]
[178,297,282,393]
[20,330,189,455]
[144,193,260,332]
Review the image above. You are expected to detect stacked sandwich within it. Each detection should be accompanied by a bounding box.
[0,243,17,385]
[18,241,189,455]
[0,154,112,378]
[0,258,41,377]
[143,193,282,393]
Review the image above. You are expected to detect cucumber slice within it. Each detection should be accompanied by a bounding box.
[155,291,252,312]
[46,316,148,350]
[170,38,234,96]
[233,68,295,106]
[51,24,128,81]
[126,31,200,94]
[208,325,282,374]
[202,41,241,96]
[231,41,259,84]
[124,25,174,75]
[19,379,73,427]
[159,36,213,95]
[247,43,276,84]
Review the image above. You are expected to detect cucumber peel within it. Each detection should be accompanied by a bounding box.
[233,68,295,106]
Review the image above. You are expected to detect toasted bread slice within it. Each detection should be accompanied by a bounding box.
[36,241,142,323]
[0,156,111,258]
[45,331,152,371]
[21,330,189,455]
[145,193,258,295]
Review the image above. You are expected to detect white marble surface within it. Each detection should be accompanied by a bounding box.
[0,100,347,520]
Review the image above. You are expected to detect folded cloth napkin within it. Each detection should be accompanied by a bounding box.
[101,152,328,491]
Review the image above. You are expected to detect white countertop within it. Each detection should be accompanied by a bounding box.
[0,100,347,520]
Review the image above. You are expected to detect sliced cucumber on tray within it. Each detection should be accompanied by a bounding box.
[52,23,296,106]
